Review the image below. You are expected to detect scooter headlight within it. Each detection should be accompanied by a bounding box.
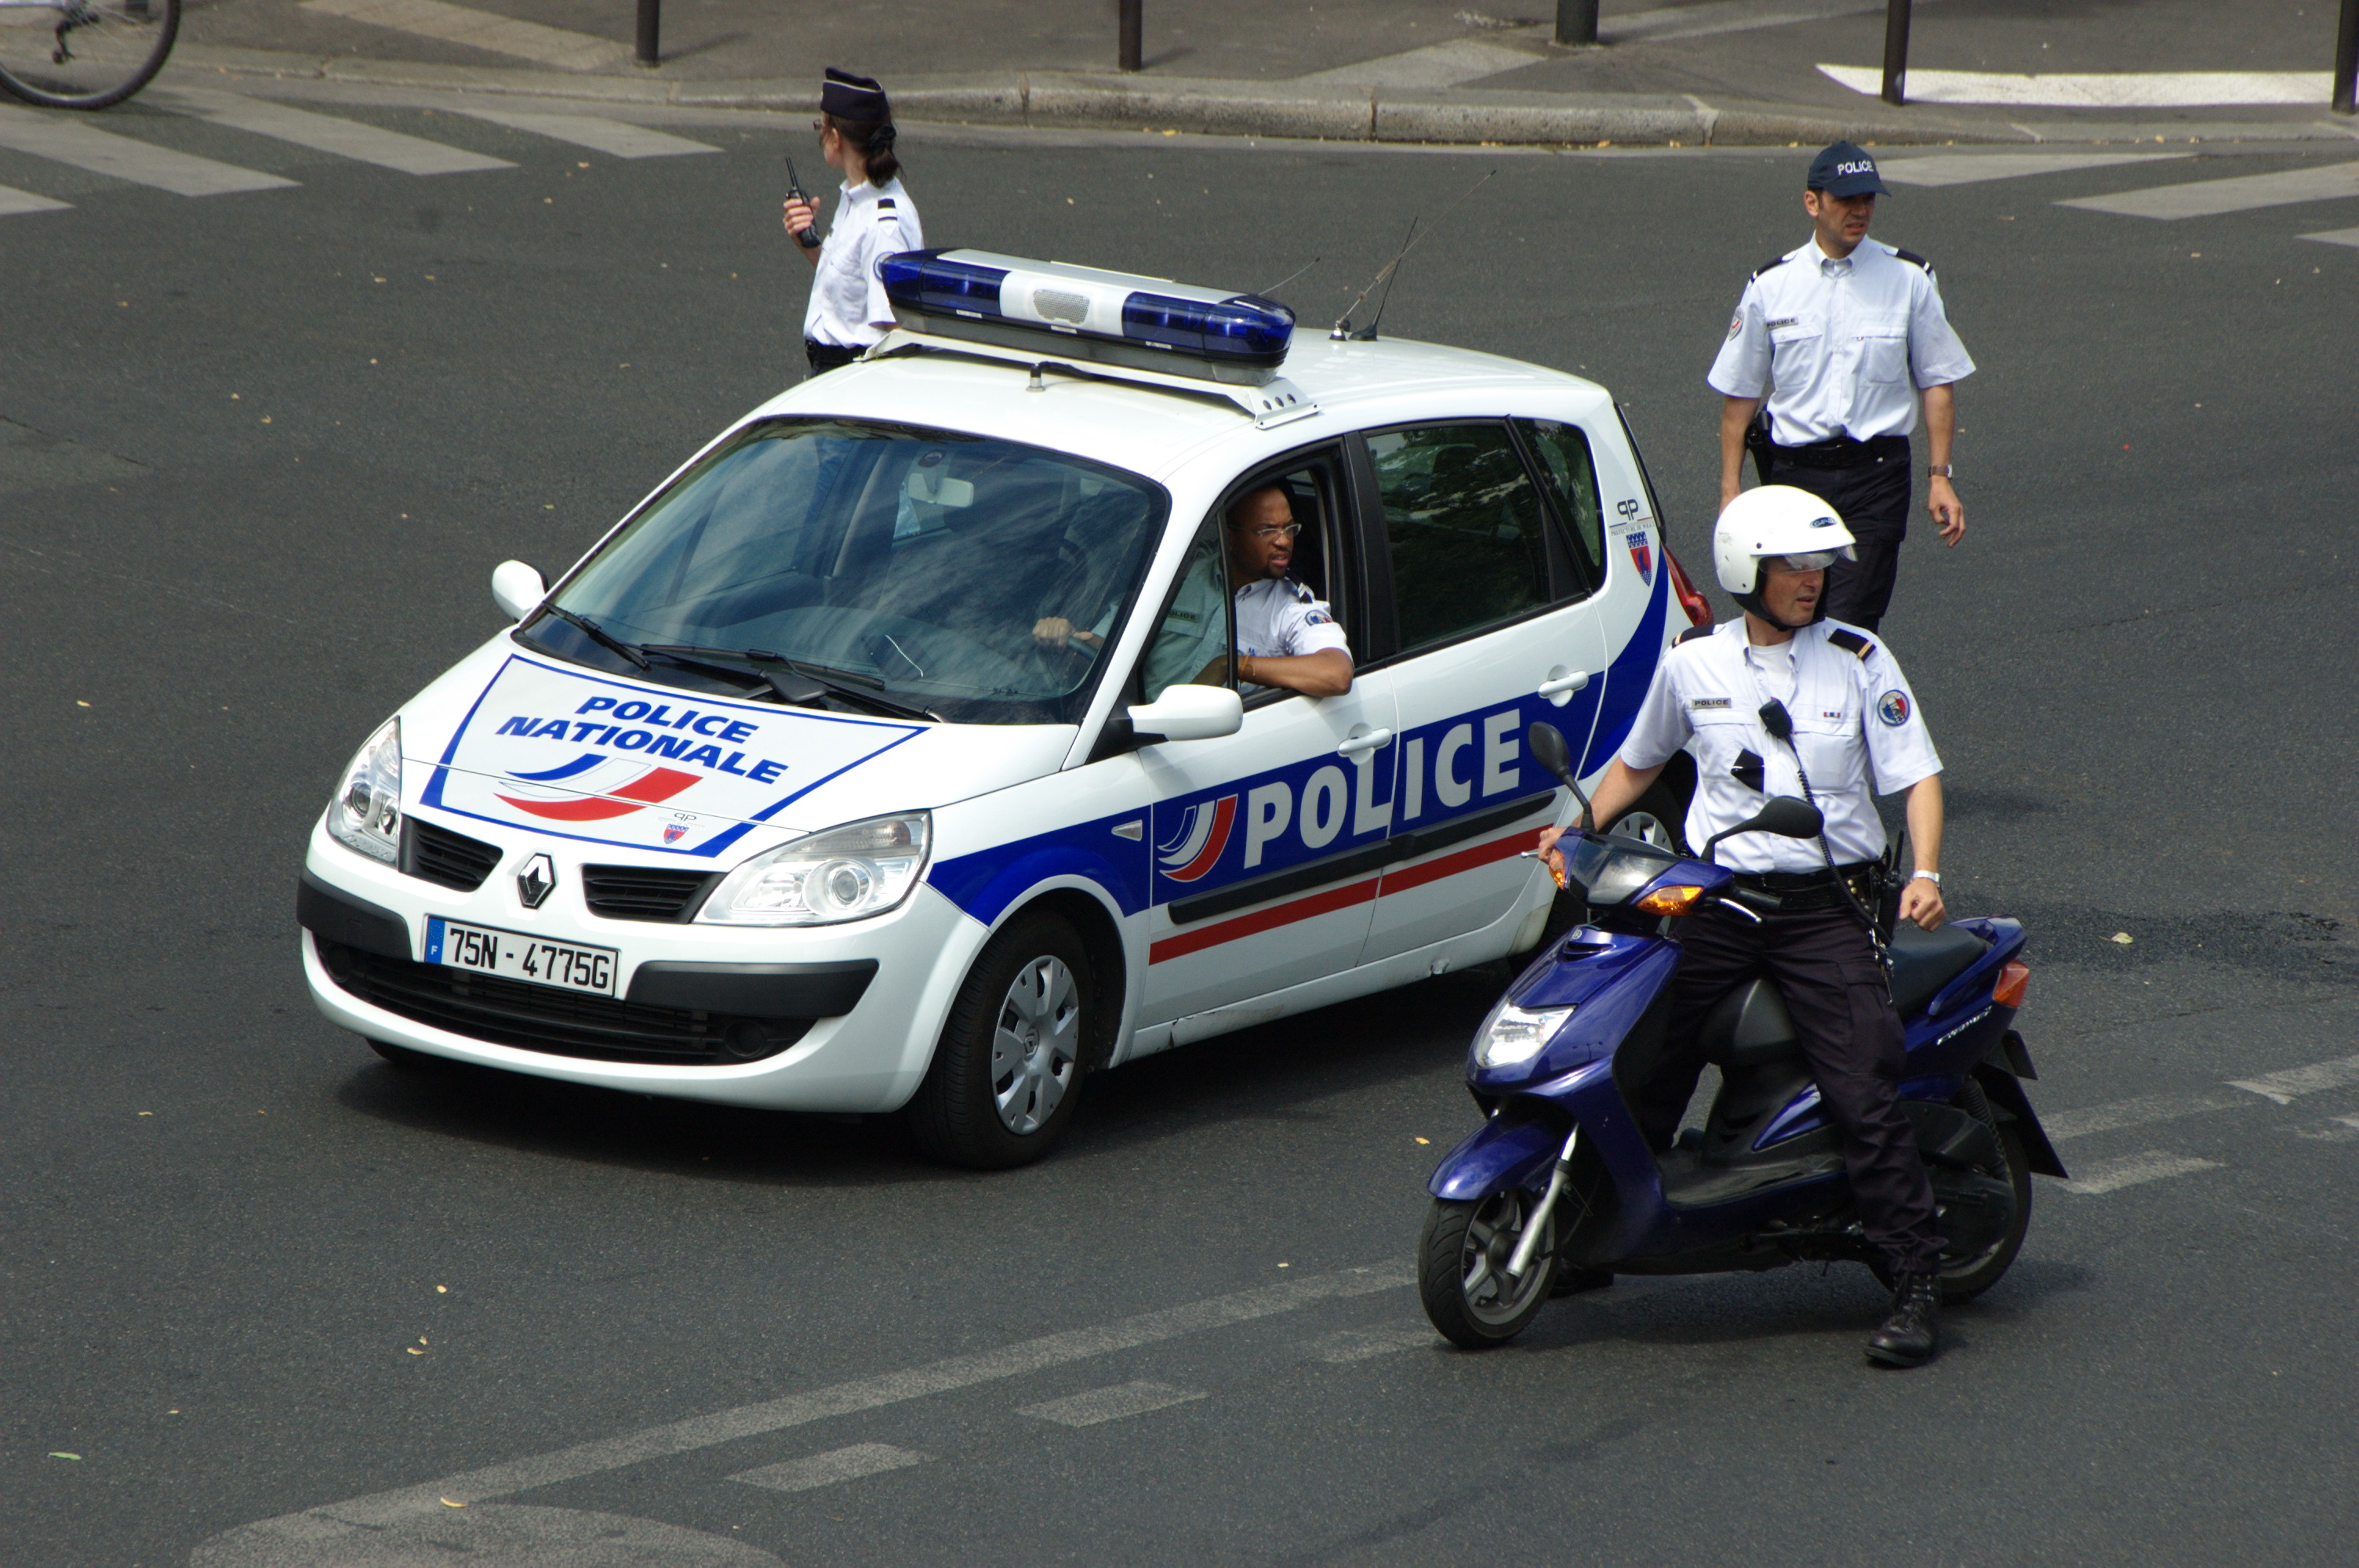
[1478,1004,1577,1069]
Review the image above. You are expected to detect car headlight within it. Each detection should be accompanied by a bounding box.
[325,717,403,864]
[1477,1003,1577,1069]
[696,813,932,927]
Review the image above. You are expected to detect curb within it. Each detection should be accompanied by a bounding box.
[170,46,2353,148]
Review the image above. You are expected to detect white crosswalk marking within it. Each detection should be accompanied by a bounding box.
[2059,162,2359,220]
[0,106,295,197]
[0,182,71,216]
[1304,1325,1435,1363]
[2227,1051,2359,1104]
[444,107,718,161]
[728,1444,926,1494]
[154,89,512,176]
[1820,65,2331,107]
[2043,1089,2247,1142]
[1018,1380,1205,1428]
[2060,1149,2223,1196]
[301,0,631,71]
[2303,227,2359,248]
[1881,152,2192,189]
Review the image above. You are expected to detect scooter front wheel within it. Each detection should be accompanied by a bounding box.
[1419,1192,1558,1348]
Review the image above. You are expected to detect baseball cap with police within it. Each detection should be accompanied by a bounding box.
[1808,141,1888,198]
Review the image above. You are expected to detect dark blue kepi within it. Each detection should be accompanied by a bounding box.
[1808,140,1889,197]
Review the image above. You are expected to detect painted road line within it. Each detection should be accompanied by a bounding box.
[2059,162,2359,220]
[1608,0,1897,48]
[442,107,718,160]
[201,1264,1408,1541]
[2228,1051,2359,1105]
[301,0,630,71]
[1303,1325,1437,1363]
[729,1443,926,1494]
[154,89,512,176]
[0,107,295,197]
[1019,1381,1205,1428]
[1295,35,1540,90]
[0,183,70,216]
[1881,152,2191,188]
[2043,1089,2248,1143]
[1819,65,2330,107]
[2060,1149,2224,1196]
[2302,227,2359,248]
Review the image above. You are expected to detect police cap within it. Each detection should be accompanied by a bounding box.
[1807,140,1888,198]
[821,66,890,121]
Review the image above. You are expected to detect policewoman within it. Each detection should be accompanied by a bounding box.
[784,67,923,376]
[1538,485,1955,1368]
[1709,142,1974,631]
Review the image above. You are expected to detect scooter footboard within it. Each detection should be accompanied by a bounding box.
[1429,1110,1565,1202]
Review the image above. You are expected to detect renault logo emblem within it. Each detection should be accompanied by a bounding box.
[517,853,557,909]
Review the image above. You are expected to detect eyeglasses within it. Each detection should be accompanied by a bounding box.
[1241,523,1302,541]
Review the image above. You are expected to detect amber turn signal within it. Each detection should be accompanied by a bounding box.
[1633,884,1707,916]
[1992,960,2031,1010]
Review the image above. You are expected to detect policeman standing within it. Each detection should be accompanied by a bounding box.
[783,67,922,377]
[1538,485,1954,1367]
[1709,142,1974,632]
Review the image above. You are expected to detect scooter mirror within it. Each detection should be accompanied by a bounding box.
[1743,796,1824,840]
[1527,721,1574,788]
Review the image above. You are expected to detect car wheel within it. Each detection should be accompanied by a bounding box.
[906,910,1092,1170]
[1605,775,1688,853]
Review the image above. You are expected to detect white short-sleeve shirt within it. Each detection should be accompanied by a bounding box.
[802,176,922,350]
[1619,618,1941,873]
[1707,238,1975,446]
[1234,577,1350,662]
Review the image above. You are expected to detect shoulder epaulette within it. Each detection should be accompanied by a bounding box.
[876,198,897,209]
[1289,580,1315,603]
[1674,624,1716,647]
[1749,254,1790,282]
[1827,628,1876,659]
[1892,247,1932,276]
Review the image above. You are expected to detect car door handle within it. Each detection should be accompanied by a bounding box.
[1537,671,1592,698]
[1336,728,1394,757]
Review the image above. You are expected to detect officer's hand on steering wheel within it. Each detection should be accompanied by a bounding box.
[1897,874,1946,931]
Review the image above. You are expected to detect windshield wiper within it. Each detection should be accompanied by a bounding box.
[639,645,942,724]
[540,606,651,670]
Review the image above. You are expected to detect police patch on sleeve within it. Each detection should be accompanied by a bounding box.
[1728,313,1743,339]
[1304,610,1332,626]
[1877,690,1912,727]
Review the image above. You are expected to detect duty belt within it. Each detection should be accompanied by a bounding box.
[1730,862,1879,912]
[1766,434,1908,470]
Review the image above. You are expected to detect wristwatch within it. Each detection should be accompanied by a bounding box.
[1926,463,1954,479]
[1910,869,1941,885]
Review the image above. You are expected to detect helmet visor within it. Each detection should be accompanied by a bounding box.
[1770,549,1850,572]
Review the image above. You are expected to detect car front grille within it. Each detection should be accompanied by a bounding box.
[317,942,812,1065]
[402,818,503,892]
[582,865,721,923]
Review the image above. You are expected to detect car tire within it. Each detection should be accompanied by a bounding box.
[906,909,1093,1170]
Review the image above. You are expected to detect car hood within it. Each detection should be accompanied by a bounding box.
[394,637,1074,863]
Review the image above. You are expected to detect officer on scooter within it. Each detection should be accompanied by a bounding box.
[1537,485,1950,1367]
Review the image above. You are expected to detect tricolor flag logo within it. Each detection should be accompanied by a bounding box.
[1156,794,1238,884]
[495,753,701,822]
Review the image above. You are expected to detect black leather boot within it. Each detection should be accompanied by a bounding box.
[1864,1270,1939,1367]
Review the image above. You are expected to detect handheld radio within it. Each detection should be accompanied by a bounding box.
[785,155,820,248]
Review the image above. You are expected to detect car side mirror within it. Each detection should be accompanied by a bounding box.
[492,560,547,624]
[1125,684,1244,744]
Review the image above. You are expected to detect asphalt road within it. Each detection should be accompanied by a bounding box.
[4,89,2357,1567]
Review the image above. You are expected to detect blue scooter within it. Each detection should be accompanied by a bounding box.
[1417,722,2066,1348]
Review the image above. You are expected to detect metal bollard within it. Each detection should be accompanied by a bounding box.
[1555,0,1601,47]
[2335,0,2359,115]
[1118,0,1142,72]
[637,0,660,67]
[1880,0,1912,107]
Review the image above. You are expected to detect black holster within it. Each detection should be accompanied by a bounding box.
[1744,408,1777,486]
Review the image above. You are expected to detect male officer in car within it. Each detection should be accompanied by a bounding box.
[1536,485,1950,1367]
[1038,484,1351,699]
[1710,142,1975,632]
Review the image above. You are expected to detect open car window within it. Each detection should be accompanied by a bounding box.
[525,419,1169,726]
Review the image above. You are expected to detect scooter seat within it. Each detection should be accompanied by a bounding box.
[1698,978,1798,1069]
[1886,922,1990,1018]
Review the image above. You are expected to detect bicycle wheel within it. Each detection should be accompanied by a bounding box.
[0,0,180,111]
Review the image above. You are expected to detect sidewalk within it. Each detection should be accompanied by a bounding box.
[174,0,2359,147]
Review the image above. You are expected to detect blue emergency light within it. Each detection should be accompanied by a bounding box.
[877,250,1297,385]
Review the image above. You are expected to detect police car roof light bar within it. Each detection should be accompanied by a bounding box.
[877,250,1298,387]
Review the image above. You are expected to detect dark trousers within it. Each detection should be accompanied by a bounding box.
[805,339,860,376]
[1636,901,1943,1275]
[1765,441,1910,632]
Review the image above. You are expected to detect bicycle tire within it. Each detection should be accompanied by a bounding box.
[0,0,180,111]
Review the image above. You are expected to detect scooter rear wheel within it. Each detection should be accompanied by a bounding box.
[1419,1192,1558,1348]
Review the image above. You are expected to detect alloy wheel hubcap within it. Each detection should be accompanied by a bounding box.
[989,955,1078,1135]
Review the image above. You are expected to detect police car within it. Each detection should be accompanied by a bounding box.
[298,250,1712,1167]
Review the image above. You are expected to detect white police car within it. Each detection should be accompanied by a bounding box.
[299,250,1711,1167]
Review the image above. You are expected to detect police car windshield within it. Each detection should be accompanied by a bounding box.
[529,419,1169,725]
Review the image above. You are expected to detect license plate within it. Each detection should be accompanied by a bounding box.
[424,916,616,997]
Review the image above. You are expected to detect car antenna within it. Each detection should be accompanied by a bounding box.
[1258,256,1321,298]
[1330,169,1496,342]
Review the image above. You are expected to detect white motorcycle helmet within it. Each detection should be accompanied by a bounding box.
[1713,485,1858,628]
